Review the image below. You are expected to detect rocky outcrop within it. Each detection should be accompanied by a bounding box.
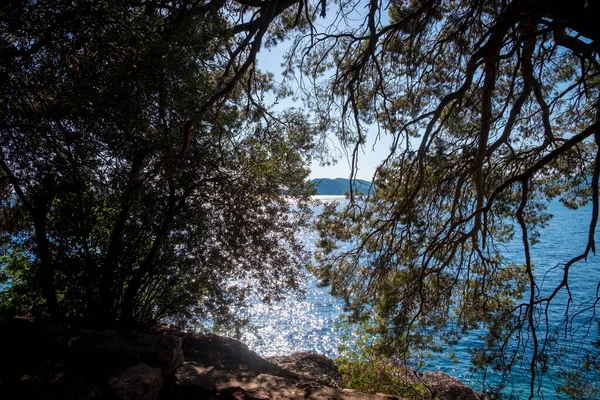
[22,323,185,376]
[419,371,482,400]
[171,360,400,399]
[0,319,183,399]
[67,328,184,375]
[267,352,343,388]
[180,333,285,376]
[171,334,395,399]
[107,363,164,400]
[0,318,481,400]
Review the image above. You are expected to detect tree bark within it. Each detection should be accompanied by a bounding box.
[99,154,145,323]
[119,181,178,325]
[32,198,61,319]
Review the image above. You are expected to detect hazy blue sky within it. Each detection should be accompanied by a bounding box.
[256,38,391,182]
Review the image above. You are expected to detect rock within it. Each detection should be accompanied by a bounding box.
[171,361,405,400]
[267,352,343,388]
[107,363,163,400]
[156,334,185,375]
[172,361,254,398]
[181,333,288,377]
[0,320,184,399]
[68,330,183,373]
[419,371,481,400]
[0,319,480,400]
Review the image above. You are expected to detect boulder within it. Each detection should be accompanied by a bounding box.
[172,361,396,400]
[267,352,343,388]
[181,333,288,377]
[419,371,481,400]
[0,320,184,399]
[155,334,185,375]
[171,361,253,398]
[68,330,183,373]
[107,363,163,400]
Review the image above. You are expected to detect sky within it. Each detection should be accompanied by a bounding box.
[255,33,392,182]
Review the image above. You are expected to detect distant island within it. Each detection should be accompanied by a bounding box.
[310,178,373,195]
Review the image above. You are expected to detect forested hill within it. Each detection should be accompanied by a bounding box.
[310,178,373,195]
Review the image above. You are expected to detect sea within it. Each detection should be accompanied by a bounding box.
[236,195,600,399]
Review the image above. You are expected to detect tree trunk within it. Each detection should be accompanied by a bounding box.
[99,154,144,323]
[119,181,177,325]
[32,204,60,320]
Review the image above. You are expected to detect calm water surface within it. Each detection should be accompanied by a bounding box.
[238,195,600,399]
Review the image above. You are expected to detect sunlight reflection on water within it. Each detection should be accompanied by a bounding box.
[235,196,599,399]
[239,199,348,357]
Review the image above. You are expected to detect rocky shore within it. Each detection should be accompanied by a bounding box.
[0,318,483,399]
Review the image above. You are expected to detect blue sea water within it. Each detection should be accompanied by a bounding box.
[238,195,600,399]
